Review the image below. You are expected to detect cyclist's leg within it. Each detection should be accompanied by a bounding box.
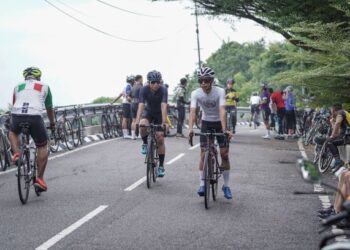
[9,115,22,161]
[131,103,138,139]
[122,103,131,138]
[139,116,150,145]
[30,116,49,191]
[231,106,237,133]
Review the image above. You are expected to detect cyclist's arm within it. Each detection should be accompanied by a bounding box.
[189,91,197,131]
[161,102,167,125]
[45,87,55,125]
[331,113,343,138]
[136,103,144,124]
[220,105,227,131]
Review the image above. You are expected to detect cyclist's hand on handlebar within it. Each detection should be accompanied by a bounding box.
[50,122,56,131]
[188,129,194,146]
[224,130,233,140]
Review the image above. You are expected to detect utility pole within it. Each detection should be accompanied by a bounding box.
[194,1,202,68]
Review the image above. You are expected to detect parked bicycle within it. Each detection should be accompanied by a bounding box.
[49,109,74,152]
[71,105,85,146]
[139,124,165,189]
[16,122,45,204]
[189,131,226,209]
[0,114,12,171]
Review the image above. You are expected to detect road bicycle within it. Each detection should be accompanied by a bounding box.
[16,122,44,204]
[49,109,74,152]
[140,124,165,189]
[190,131,226,209]
[71,105,85,146]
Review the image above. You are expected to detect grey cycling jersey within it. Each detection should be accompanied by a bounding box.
[190,86,225,122]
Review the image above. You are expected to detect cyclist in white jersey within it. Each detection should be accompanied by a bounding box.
[188,67,233,199]
[9,67,55,192]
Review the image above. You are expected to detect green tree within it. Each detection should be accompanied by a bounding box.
[92,96,117,104]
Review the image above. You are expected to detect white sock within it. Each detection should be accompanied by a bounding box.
[267,129,270,136]
[223,170,230,187]
[131,130,135,139]
[123,129,128,137]
[199,171,204,186]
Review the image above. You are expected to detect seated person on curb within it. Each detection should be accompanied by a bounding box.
[9,67,55,192]
[188,66,234,199]
[328,102,349,173]
[136,70,168,177]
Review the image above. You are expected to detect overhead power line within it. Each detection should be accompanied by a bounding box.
[44,0,166,43]
[96,0,162,18]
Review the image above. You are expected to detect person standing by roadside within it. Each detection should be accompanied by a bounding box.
[268,87,276,131]
[270,87,286,139]
[260,84,271,139]
[283,85,296,138]
[225,79,239,134]
[130,75,143,140]
[111,75,134,139]
[175,78,190,137]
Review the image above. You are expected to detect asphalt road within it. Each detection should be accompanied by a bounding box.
[0,125,322,250]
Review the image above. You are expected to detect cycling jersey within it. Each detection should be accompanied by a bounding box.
[139,85,168,116]
[12,79,52,116]
[122,83,132,104]
[190,86,225,122]
[225,88,238,106]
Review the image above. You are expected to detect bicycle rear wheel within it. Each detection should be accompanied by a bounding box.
[101,115,110,139]
[113,115,123,137]
[17,151,30,204]
[203,151,211,209]
[318,143,333,173]
[72,117,81,147]
[48,129,59,153]
[107,116,113,138]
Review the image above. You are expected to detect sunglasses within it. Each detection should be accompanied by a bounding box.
[150,81,161,85]
[198,78,212,84]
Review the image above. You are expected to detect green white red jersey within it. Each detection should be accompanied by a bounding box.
[12,79,53,116]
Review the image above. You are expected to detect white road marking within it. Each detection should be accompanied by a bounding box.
[36,205,108,250]
[189,143,200,150]
[165,153,185,165]
[0,138,121,176]
[124,176,147,191]
[124,153,185,191]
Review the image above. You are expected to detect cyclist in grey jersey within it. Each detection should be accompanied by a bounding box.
[189,67,233,199]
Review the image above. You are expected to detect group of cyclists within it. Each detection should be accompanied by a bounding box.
[7,66,234,201]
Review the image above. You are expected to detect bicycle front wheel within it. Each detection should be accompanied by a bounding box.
[318,143,333,173]
[101,115,110,139]
[203,151,211,209]
[63,120,74,150]
[212,155,219,201]
[72,117,81,147]
[17,151,30,204]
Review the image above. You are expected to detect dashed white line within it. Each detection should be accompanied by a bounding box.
[165,153,185,165]
[189,143,200,150]
[124,153,185,191]
[124,176,147,191]
[36,205,108,250]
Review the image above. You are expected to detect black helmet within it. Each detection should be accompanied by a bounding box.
[180,78,187,85]
[147,70,162,82]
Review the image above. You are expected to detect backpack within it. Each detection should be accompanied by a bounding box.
[344,110,350,126]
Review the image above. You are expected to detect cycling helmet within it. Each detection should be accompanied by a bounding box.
[164,83,169,89]
[23,67,41,80]
[147,70,162,82]
[197,67,215,78]
[226,78,235,84]
[126,75,135,83]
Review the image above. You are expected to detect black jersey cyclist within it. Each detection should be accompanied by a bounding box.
[136,70,168,177]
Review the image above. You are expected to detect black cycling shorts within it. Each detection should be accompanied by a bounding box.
[261,108,271,122]
[200,120,228,148]
[131,103,138,119]
[10,114,48,147]
[122,103,131,119]
[142,112,162,126]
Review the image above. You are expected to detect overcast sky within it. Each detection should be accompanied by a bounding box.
[0,0,284,110]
